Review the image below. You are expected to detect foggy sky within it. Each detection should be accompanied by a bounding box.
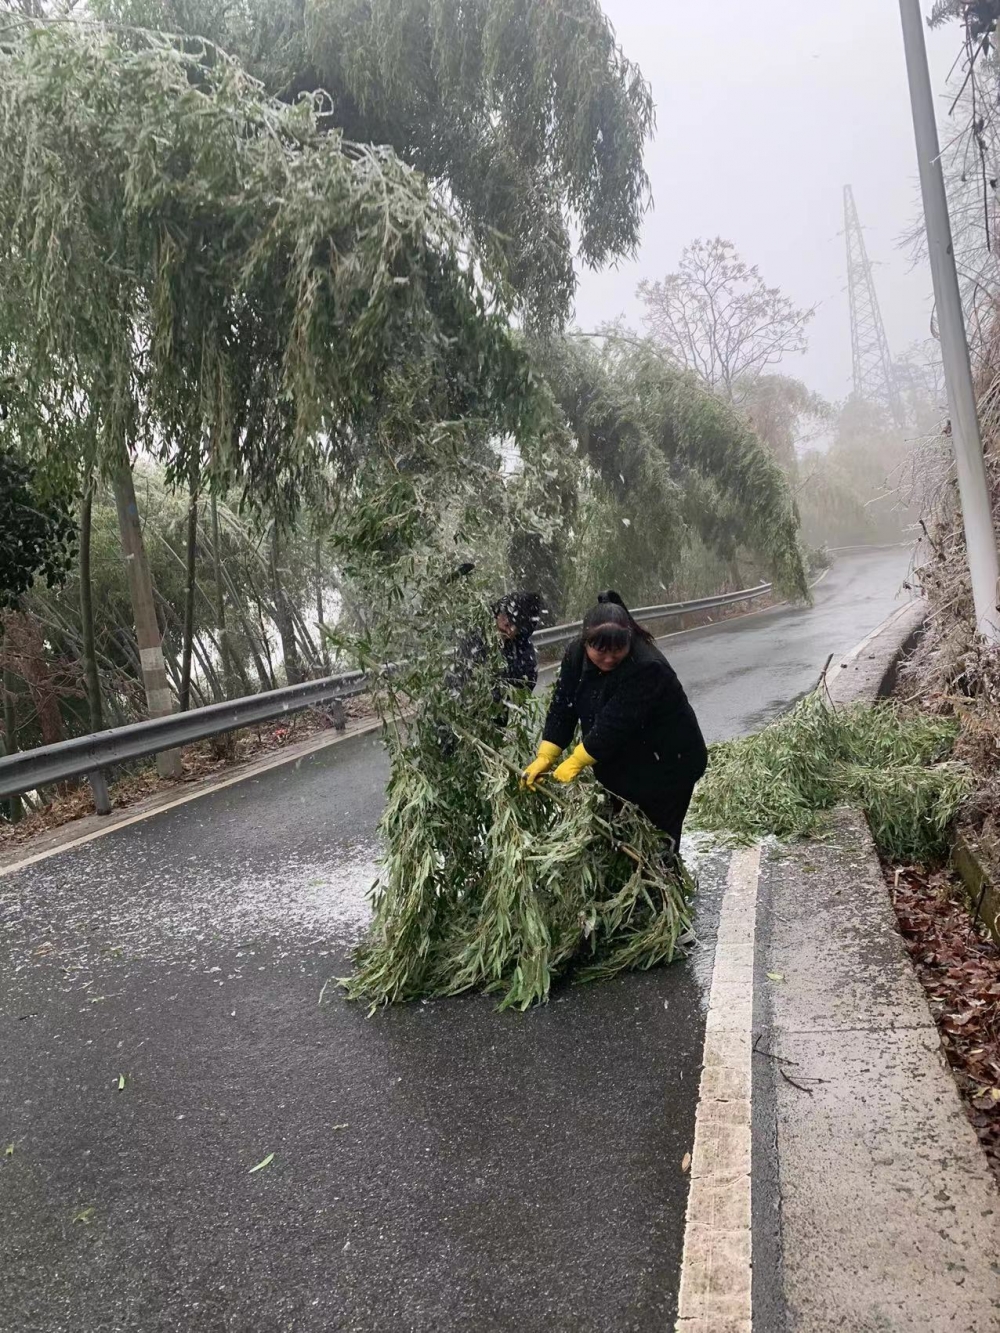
[573,0,959,405]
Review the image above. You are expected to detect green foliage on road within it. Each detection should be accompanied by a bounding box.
[343,695,694,1011]
[330,516,693,1011]
[689,691,970,863]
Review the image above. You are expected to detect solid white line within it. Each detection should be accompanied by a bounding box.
[676,844,761,1333]
[0,717,382,878]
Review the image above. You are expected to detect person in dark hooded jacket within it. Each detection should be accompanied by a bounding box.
[522,591,706,853]
[444,590,542,737]
[491,591,541,693]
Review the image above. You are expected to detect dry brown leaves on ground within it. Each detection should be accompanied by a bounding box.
[890,864,1000,1181]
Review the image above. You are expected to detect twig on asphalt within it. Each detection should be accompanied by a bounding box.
[780,1068,819,1094]
[753,1032,798,1065]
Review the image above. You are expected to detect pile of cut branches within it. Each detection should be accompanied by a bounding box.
[342,693,694,1011]
[323,465,694,1011]
[689,690,969,863]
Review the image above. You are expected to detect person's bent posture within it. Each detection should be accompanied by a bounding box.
[523,591,707,856]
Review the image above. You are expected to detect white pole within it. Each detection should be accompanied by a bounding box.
[899,0,1000,643]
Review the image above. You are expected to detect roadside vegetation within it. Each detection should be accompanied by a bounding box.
[0,9,808,821]
[896,3,1000,887]
[689,691,969,864]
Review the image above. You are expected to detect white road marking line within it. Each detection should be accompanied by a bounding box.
[0,718,382,878]
[676,843,761,1333]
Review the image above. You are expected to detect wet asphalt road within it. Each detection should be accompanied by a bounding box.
[0,548,912,1333]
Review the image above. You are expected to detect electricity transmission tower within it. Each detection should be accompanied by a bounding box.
[844,184,905,427]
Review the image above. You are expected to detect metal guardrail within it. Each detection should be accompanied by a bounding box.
[532,583,772,649]
[0,670,367,816]
[0,580,773,817]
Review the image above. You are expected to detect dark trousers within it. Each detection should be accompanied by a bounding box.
[606,781,697,857]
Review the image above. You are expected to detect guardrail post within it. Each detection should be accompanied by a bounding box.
[88,769,112,817]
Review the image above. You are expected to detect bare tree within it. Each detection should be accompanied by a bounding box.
[637,238,815,403]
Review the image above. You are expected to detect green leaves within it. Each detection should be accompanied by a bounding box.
[536,333,809,603]
[94,0,655,328]
[339,682,695,1010]
[0,451,76,609]
[689,692,970,864]
[0,20,534,516]
[248,1152,274,1174]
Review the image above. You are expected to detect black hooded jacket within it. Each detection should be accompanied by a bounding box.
[452,591,540,697]
[542,636,707,809]
[493,591,540,692]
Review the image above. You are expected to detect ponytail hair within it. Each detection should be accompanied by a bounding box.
[597,590,654,644]
[583,591,654,652]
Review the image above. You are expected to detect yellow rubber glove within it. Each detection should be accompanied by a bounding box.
[522,740,562,788]
[553,743,596,784]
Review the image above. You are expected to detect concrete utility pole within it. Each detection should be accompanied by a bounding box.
[898,0,1000,643]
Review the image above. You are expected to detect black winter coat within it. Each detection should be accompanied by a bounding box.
[543,637,707,818]
[499,632,538,693]
[453,627,537,696]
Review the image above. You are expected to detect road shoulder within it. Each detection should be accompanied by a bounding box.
[755,809,1000,1331]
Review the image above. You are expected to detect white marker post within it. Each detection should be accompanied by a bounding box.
[898,0,1000,643]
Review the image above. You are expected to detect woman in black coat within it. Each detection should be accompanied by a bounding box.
[522,593,707,853]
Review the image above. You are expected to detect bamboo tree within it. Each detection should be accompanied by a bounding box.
[315,536,330,672]
[538,334,809,603]
[287,593,323,675]
[219,559,272,690]
[1,18,535,709]
[111,457,182,776]
[96,0,656,331]
[1,665,21,823]
[209,492,237,700]
[154,589,223,703]
[179,467,199,712]
[269,523,304,685]
[78,477,104,733]
[243,570,278,689]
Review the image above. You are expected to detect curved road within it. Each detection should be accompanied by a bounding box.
[0,548,912,1333]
